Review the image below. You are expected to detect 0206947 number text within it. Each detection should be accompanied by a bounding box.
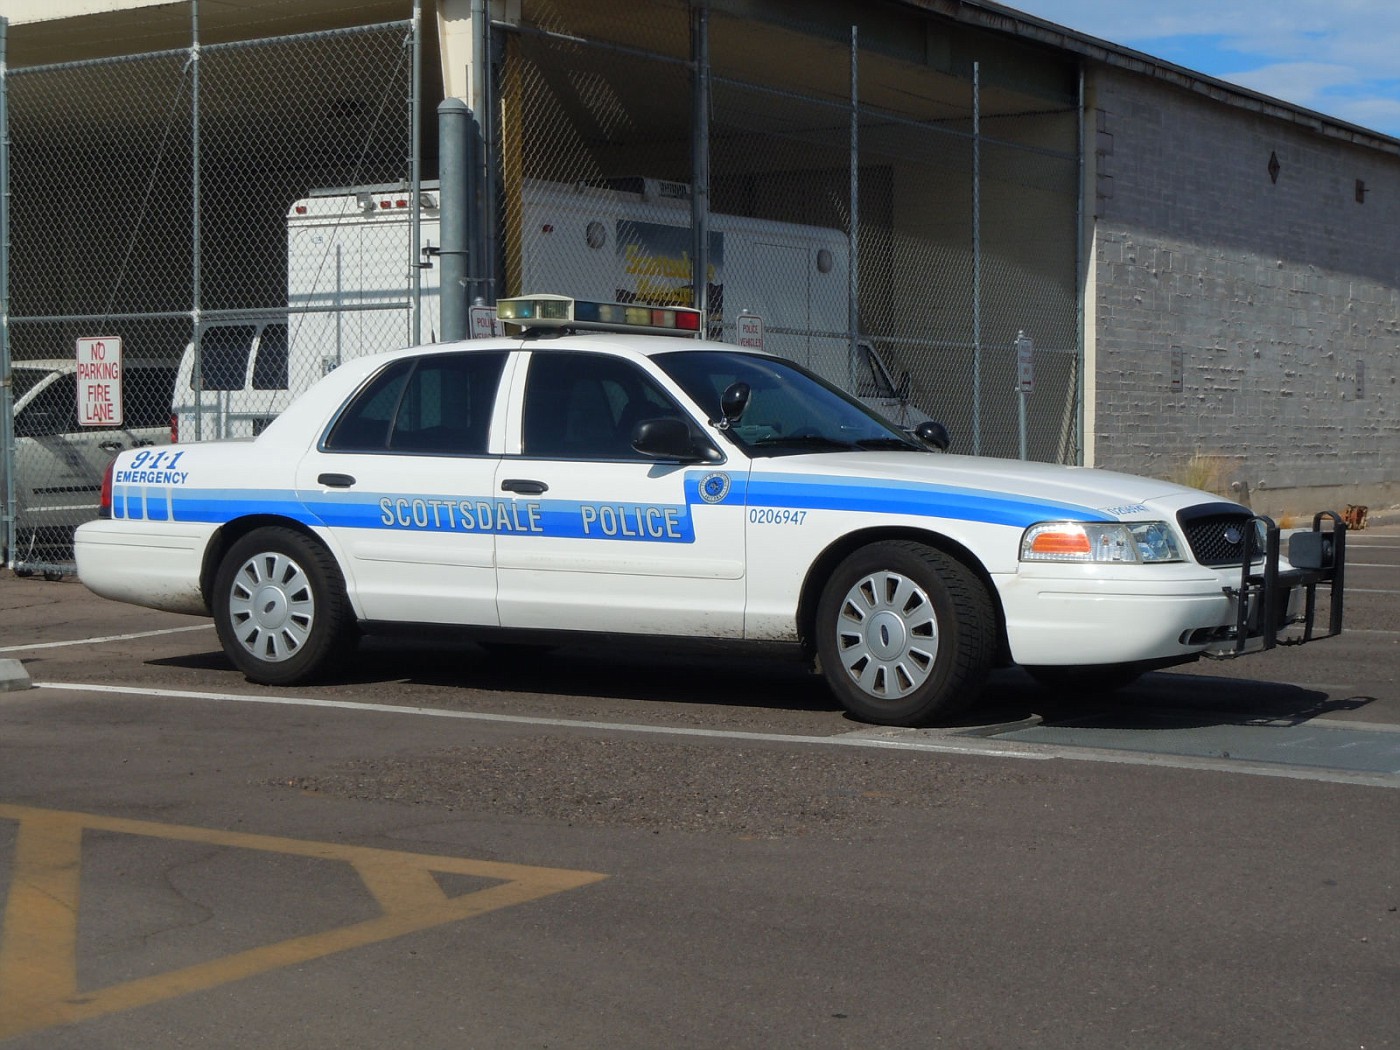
[748,508,808,526]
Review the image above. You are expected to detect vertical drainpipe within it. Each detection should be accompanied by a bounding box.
[409,0,424,344]
[0,16,14,567]
[191,0,203,441]
[691,1,710,332]
[438,99,469,342]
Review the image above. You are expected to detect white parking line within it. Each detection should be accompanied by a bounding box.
[28,680,1399,789]
[33,681,1046,760]
[0,624,215,653]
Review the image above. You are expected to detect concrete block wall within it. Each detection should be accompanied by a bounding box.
[1087,67,1400,516]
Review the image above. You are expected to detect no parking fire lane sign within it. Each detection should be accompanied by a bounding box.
[76,336,123,427]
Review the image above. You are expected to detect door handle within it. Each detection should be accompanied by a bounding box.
[99,441,123,453]
[500,478,548,495]
[318,472,356,488]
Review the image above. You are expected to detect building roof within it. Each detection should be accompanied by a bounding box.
[908,0,1400,156]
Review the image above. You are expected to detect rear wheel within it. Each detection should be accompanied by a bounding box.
[213,527,354,685]
[816,541,995,726]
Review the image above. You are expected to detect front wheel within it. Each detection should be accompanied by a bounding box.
[816,541,995,726]
[213,527,355,685]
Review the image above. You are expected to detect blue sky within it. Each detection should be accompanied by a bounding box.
[1004,1,1400,139]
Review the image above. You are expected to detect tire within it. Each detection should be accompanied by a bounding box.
[1025,664,1145,694]
[816,540,995,726]
[212,527,355,685]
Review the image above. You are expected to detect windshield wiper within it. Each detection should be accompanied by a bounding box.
[854,437,923,451]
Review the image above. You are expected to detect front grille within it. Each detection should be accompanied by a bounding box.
[1176,503,1261,567]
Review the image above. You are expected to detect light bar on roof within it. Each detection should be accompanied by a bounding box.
[497,294,703,337]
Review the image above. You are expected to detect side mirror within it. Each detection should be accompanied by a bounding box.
[912,420,950,451]
[718,381,750,429]
[896,371,912,401]
[632,417,721,463]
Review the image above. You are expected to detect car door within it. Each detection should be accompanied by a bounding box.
[494,348,748,637]
[293,349,510,626]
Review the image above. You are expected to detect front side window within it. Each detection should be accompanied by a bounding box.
[521,351,688,460]
[324,351,506,455]
[251,324,290,390]
[855,345,895,398]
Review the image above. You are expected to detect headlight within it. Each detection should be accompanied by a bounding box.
[1020,521,1185,564]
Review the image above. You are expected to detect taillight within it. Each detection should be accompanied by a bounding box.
[170,412,179,444]
[99,460,115,519]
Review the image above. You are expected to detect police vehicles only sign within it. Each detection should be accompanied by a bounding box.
[76,336,123,427]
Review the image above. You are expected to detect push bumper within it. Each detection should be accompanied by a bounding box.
[1205,512,1346,658]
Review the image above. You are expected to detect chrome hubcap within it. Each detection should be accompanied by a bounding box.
[227,551,314,663]
[835,569,939,699]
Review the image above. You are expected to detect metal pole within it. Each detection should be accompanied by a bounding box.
[0,16,15,568]
[471,0,490,304]
[438,98,470,342]
[971,60,982,456]
[690,1,710,333]
[191,0,203,441]
[409,0,423,344]
[1074,63,1086,465]
[848,25,859,379]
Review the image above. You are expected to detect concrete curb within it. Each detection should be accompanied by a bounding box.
[0,659,33,692]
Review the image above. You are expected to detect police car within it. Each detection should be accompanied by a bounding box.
[74,294,1346,726]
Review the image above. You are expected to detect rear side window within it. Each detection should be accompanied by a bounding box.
[194,326,255,390]
[324,352,506,455]
[252,324,289,390]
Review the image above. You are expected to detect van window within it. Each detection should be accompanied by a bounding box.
[194,326,255,390]
[252,324,289,390]
[125,367,178,428]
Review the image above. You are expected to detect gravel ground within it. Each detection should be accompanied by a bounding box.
[277,735,1059,838]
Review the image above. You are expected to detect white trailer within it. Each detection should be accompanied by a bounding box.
[272,177,927,428]
[286,183,444,394]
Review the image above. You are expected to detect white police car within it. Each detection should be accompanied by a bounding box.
[74,295,1346,726]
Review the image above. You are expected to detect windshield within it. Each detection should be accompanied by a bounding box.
[12,367,55,403]
[654,349,922,457]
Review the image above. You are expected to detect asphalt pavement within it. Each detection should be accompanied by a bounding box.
[1,523,1397,1048]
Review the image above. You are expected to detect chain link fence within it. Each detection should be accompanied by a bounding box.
[498,0,1082,461]
[2,0,1086,571]
[2,18,418,572]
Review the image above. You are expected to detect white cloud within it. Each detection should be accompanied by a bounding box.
[1005,1,1400,136]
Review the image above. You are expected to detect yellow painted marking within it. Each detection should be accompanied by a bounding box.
[0,804,606,1040]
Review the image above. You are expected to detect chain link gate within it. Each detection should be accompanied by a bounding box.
[1,14,419,574]
[494,0,1082,464]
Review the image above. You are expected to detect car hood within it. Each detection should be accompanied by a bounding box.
[749,451,1244,526]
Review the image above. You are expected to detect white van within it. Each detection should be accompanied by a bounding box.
[5,358,176,562]
[171,316,290,442]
